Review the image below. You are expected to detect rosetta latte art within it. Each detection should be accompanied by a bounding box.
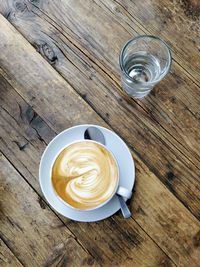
[52,141,118,210]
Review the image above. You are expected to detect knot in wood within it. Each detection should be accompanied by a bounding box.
[14,1,28,13]
[35,41,58,64]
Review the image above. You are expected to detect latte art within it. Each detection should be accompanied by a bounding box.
[52,141,118,210]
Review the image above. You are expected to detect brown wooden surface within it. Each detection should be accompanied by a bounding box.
[1,0,199,217]
[0,239,23,267]
[0,1,200,266]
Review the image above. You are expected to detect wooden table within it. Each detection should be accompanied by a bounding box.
[0,1,199,266]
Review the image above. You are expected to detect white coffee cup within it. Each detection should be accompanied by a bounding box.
[50,140,132,211]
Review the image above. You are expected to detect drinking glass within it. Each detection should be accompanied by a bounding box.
[119,35,172,98]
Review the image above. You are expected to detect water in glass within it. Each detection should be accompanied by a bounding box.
[124,52,161,83]
[120,36,172,99]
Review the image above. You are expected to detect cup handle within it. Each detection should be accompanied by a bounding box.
[116,186,132,199]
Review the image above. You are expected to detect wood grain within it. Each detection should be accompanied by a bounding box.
[0,2,199,218]
[0,64,175,267]
[131,158,200,266]
[0,27,199,265]
[0,2,200,266]
[0,154,98,267]
[0,239,23,267]
[100,0,200,83]
[0,15,102,131]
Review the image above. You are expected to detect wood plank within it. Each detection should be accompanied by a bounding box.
[98,0,200,83]
[5,0,198,84]
[0,4,199,217]
[29,0,200,83]
[0,239,23,267]
[0,14,102,131]
[0,71,175,267]
[130,157,200,267]
[0,40,199,266]
[0,154,98,267]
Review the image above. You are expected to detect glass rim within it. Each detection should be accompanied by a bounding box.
[119,35,172,85]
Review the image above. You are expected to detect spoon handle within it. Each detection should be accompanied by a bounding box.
[117,195,131,219]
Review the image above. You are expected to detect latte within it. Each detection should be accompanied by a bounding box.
[51,141,118,210]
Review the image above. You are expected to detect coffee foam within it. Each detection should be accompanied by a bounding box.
[52,141,118,210]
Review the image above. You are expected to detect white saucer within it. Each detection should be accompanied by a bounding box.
[39,124,135,222]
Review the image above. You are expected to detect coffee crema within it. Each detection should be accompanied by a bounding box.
[52,141,118,210]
